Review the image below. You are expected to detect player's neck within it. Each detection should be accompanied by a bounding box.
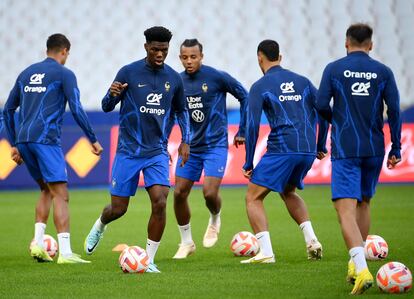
[47,54,63,65]
[263,62,280,74]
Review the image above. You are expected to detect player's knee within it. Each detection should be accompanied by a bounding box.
[151,196,167,215]
[203,189,218,202]
[112,205,128,218]
[174,187,189,201]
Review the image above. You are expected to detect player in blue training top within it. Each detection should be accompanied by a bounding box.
[316,23,401,295]
[240,40,328,264]
[84,26,190,273]
[3,33,103,264]
[171,39,248,259]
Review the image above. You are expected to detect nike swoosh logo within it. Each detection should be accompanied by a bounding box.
[87,242,98,252]
[138,84,147,87]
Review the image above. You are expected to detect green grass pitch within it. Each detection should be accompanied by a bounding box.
[0,185,413,298]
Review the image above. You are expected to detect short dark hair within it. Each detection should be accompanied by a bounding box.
[181,39,203,53]
[47,33,71,52]
[144,26,172,43]
[257,40,279,61]
[346,23,373,45]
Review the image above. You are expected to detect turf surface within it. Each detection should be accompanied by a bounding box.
[0,185,413,298]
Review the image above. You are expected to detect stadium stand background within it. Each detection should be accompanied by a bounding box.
[0,0,413,110]
[1,0,414,189]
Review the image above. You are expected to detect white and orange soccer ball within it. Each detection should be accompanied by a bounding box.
[376,261,412,294]
[29,234,58,258]
[230,231,259,257]
[118,246,149,273]
[364,235,388,260]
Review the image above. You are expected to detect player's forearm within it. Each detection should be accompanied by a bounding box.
[316,117,329,152]
[101,92,119,112]
[176,110,190,144]
[3,110,17,146]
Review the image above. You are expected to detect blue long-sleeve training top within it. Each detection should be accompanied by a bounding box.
[3,57,97,146]
[244,66,328,171]
[179,65,248,152]
[102,58,190,158]
[316,51,401,159]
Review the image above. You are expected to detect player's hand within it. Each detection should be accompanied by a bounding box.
[242,168,252,179]
[387,155,401,169]
[109,82,128,97]
[178,143,190,166]
[233,136,245,148]
[91,141,103,156]
[11,147,23,165]
[316,151,327,160]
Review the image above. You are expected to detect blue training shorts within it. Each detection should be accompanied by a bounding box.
[176,147,228,182]
[331,156,384,202]
[17,143,67,183]
[251,153,315,192]
[110,152,170,197]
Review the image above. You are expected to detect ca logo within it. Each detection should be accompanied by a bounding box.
[146,93,162,105]
[351,82,370,96]
[280,82,295,93]
[29,73,45,85]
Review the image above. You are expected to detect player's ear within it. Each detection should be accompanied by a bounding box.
[144,43,148,52]
[368,41,373,51]
[278,55,282,63]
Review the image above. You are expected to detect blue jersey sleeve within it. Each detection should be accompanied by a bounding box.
[3,79,21,146]
[310,83,328,152]
[63,69,97,143]
[172,77,190,144]
[383,67,402,159]
[221,71,248,137]
[243,83,263,171]
[102,67,127,112]
[316,64,333,122]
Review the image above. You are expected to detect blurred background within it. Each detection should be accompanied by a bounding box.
[1,0,414,189]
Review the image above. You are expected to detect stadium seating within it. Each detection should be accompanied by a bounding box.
[0,0,413,109]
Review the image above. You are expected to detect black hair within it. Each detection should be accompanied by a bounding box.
[257,39,279,61]
[46,33,71,52]
[346,23,373,45]
[181,39,203,53]
[144,26,172,43]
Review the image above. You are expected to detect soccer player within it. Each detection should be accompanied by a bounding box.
[241,40,328,264]
[316,23,401,295]
[3,33,103,264]
[84,26,190,273]
[171,39,248,259]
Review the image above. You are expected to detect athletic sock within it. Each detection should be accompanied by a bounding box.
[57,232,72,257]
[146,239,160,264]
[34,222,46,248]
[178,223,193,245]
[208,211,221,226]
[94,217,106,232]
[255,231,274,257]
[349,246,368,274]
[299,221,317,244]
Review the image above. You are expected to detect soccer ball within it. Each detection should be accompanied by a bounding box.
[376,261,412,293]
[118,246,149,273]
[364,235,388,260]
[230,231,259,256]
[29,234,58,258]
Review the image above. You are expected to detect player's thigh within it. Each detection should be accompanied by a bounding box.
[251,153,298,193]
[16,143,43,181]
[203,147,228,179]
[143,153,170,188]
[361,156,384,198]
[176,152,203,182]
[110,153,142,197]
[28,143,67,183]
[331,158,362,201]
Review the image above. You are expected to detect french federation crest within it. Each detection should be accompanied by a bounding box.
[202,83,208,93]
[165,82,170,92]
